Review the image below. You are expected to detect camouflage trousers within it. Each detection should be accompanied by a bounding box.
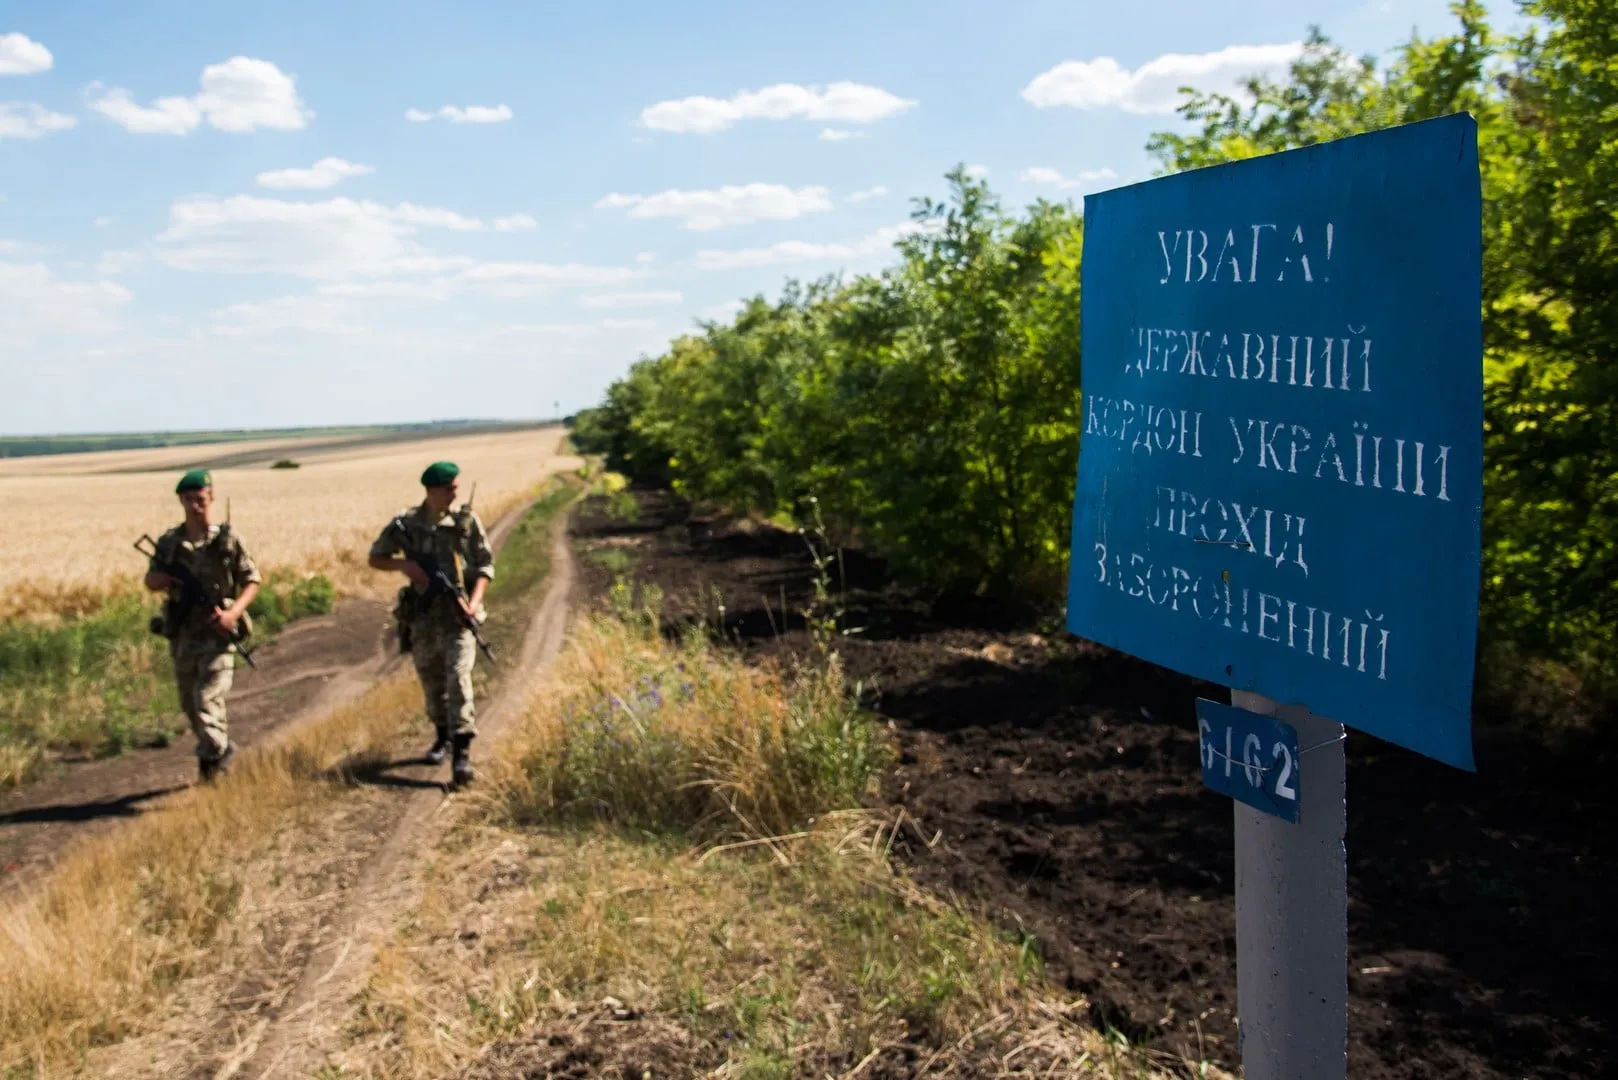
[411,622,477,740]
[172,645,235,761]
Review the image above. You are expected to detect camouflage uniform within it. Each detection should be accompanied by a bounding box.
[148,524,261,763]
[369,504,495,744]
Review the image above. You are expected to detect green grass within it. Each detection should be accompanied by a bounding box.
[465,477,582,700]
[0,573,335,788]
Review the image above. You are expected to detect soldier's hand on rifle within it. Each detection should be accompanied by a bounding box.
[144,570,180,593]
[401,560,430,589]
[458,596,482,625]
[209,605,241,636]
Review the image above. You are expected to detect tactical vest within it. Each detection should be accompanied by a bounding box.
[153,523,253,641]
[391,506,479,653]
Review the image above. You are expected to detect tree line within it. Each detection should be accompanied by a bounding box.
[572,0,1617,695]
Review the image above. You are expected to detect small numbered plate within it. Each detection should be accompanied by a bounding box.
[1196,699,1301,822]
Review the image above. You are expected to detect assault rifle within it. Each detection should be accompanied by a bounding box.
[406,551,496,664]
[134,533,258,669]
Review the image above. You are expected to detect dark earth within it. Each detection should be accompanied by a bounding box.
[571,486,1617,1080]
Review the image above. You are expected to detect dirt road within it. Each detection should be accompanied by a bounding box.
[50,477,582,1079]
[230,501,577,1079]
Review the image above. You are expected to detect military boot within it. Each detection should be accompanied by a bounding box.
[199,743,235,784]
[451,736,475,788]
[423,732,451,766]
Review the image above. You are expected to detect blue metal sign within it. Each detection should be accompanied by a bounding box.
[1196,699,1302,822]
[1067,115,1482,770]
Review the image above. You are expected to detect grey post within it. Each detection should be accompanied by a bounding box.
[1232,689,1348,1080]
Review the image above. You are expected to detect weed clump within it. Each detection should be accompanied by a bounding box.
[500,597,887,842]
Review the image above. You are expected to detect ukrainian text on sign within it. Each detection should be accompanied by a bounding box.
[1067,115,1483,769]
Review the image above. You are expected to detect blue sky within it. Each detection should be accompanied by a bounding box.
[1,0,1498,435]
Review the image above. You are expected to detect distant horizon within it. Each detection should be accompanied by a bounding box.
[0,416,560,442]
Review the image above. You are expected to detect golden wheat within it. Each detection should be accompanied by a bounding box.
[0,427,577,617]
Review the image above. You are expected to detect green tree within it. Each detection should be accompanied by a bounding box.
[1146,0,1618,685]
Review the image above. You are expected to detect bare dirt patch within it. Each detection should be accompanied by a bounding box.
[569,486,1617,1080]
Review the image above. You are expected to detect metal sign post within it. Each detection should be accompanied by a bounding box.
[1230,691,1346,1079]
[1065,114,1483,1079]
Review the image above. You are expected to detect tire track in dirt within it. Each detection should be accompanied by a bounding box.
[223,497,578,1080]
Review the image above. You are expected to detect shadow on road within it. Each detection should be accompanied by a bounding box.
[0,785,186,827]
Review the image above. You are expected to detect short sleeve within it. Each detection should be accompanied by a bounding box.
[369,517,407,560]
[465,513,495,581]
[232,535,262,587]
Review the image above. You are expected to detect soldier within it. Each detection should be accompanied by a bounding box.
[367,461,493,786]
[142,469,262,782]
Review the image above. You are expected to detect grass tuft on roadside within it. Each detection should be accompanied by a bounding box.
[494,593,888,843]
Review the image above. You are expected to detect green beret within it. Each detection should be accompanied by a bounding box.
[420,461,460,488]
[176,469,212,494]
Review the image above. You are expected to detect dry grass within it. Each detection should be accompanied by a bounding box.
[0,426,576,617]
[324,614,1221,1079]
[493,593,887,843]
[0,673,422,1074]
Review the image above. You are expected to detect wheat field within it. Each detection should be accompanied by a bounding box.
[0,426,578,617]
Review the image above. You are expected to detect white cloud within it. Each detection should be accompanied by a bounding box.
[84,88,199,134]
[495,317,661,337]
[85,56,312,134]
[209,294,364,338]
[819,128,865,141]
[1018,165,1119,190]
[693,221,924,271]
[965,164,990,178]
[597,183,833,231]
[0,260,130,335]
[96,249,142,275]
[154,195,616,284]
[497,322,598,338]
[634,252,655,264]
[701,299,745,322]
[0,101,76,139]
[0,33,52,75]
[577,291,683,309]
[846,185,888,203]
[641,82,916,134]
[1022,42,1305,115]
[405,104,513,124]
[493,213,536,231]
[94,216,115,227]
[257,157,375,189]
[456,261,641,298]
